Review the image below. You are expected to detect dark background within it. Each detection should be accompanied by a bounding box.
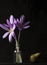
[0,0,47,63]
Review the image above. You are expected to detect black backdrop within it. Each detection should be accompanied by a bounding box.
[0,0,47,63]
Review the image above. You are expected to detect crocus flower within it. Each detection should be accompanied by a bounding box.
[14,15,30,31]
[0,15,16,42]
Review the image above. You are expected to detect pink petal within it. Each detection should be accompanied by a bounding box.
[10,15,14,24]
[2,32,9,39]
[23,26,30,29]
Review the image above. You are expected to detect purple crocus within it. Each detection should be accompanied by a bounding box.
[14,15,30,31]
[0,15,16,42]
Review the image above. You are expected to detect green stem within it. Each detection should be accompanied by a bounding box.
[18,30,21,44]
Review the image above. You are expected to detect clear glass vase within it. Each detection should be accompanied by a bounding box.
[13,50,22,64]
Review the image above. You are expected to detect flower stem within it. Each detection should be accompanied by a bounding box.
[18,30,21,44]
[14,30,22,63]
[16,39,22,63]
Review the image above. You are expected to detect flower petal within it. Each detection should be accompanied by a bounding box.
[6,19,10,26]
[3,23,9,28]
[17,18,19,23]
[6,19,13,29]
[14,18,17,24]
[11,32,16,39]
[10,15,14,24]
[20,15,25,23]
[9,33,12,42]
[23,22,30,26]
[23,26,30,29]
[2,32,9,39]
[0,24,9,31]
[12,24,16,30]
